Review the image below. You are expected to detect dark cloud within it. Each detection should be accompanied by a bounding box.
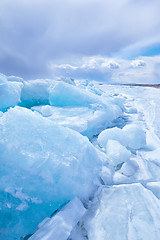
[0,0,160,78]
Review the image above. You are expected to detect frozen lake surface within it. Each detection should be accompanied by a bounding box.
[1,75,160,239]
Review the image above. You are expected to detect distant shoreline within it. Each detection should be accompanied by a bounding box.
[98,83,160,88]
[121,84,160,88]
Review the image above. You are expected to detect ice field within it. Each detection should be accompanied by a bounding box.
[1,74,160,239]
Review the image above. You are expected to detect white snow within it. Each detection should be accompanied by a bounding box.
[41,105,53,117]
[83,183,160,240]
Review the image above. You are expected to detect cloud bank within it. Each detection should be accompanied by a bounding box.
[0,0,160,79]
[50,55,160,84]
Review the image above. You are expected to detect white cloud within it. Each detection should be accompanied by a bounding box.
[130,60,146,68]
[49,55,160,84]
[0,0,160,78]
[49,56,120,82]
[102,60,120,69]
[113,56,160,84]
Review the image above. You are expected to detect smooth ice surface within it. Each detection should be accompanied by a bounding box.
[0,106,108,239]
[20,77,77,108]
[20,79,54,108]
[97,127,125,148]
[123,124,146,150]
[119,160,139,177]
[106,140,131,166]
[99,166,112,185]
[84,183,160,240]
[49,81,102,107]
[146,182,160,199]
[30,198,86,240]
[0,74,23,110]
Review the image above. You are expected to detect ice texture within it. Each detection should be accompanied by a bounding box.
[119,160,139,177]
[20,79,54,108]
[123,124,146,150]
[99,166,112,185]
[106,140,131,166]
[146,182,160,199]
[49,81,101,107]
[0,106,109,239]
[1,78,160,240]
[98,124,146,150]
[84,183,160,240]
[30,198,86,240]
[29,81,124,139]
[32,104,123,139]
[0,74,23,111]
[97,127,124,148]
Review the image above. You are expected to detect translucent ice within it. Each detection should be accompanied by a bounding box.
[32,105,123,139]
[20,79,54,108]
[0,74,23,111]
[0,106,108,239]
[30,198,86,240]
[49,81,101,107]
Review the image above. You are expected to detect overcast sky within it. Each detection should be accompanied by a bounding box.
[0,0,160,79]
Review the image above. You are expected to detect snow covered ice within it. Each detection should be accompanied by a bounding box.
[98,123,146,150]
[83,183,160,240]
[1,74,160,239]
